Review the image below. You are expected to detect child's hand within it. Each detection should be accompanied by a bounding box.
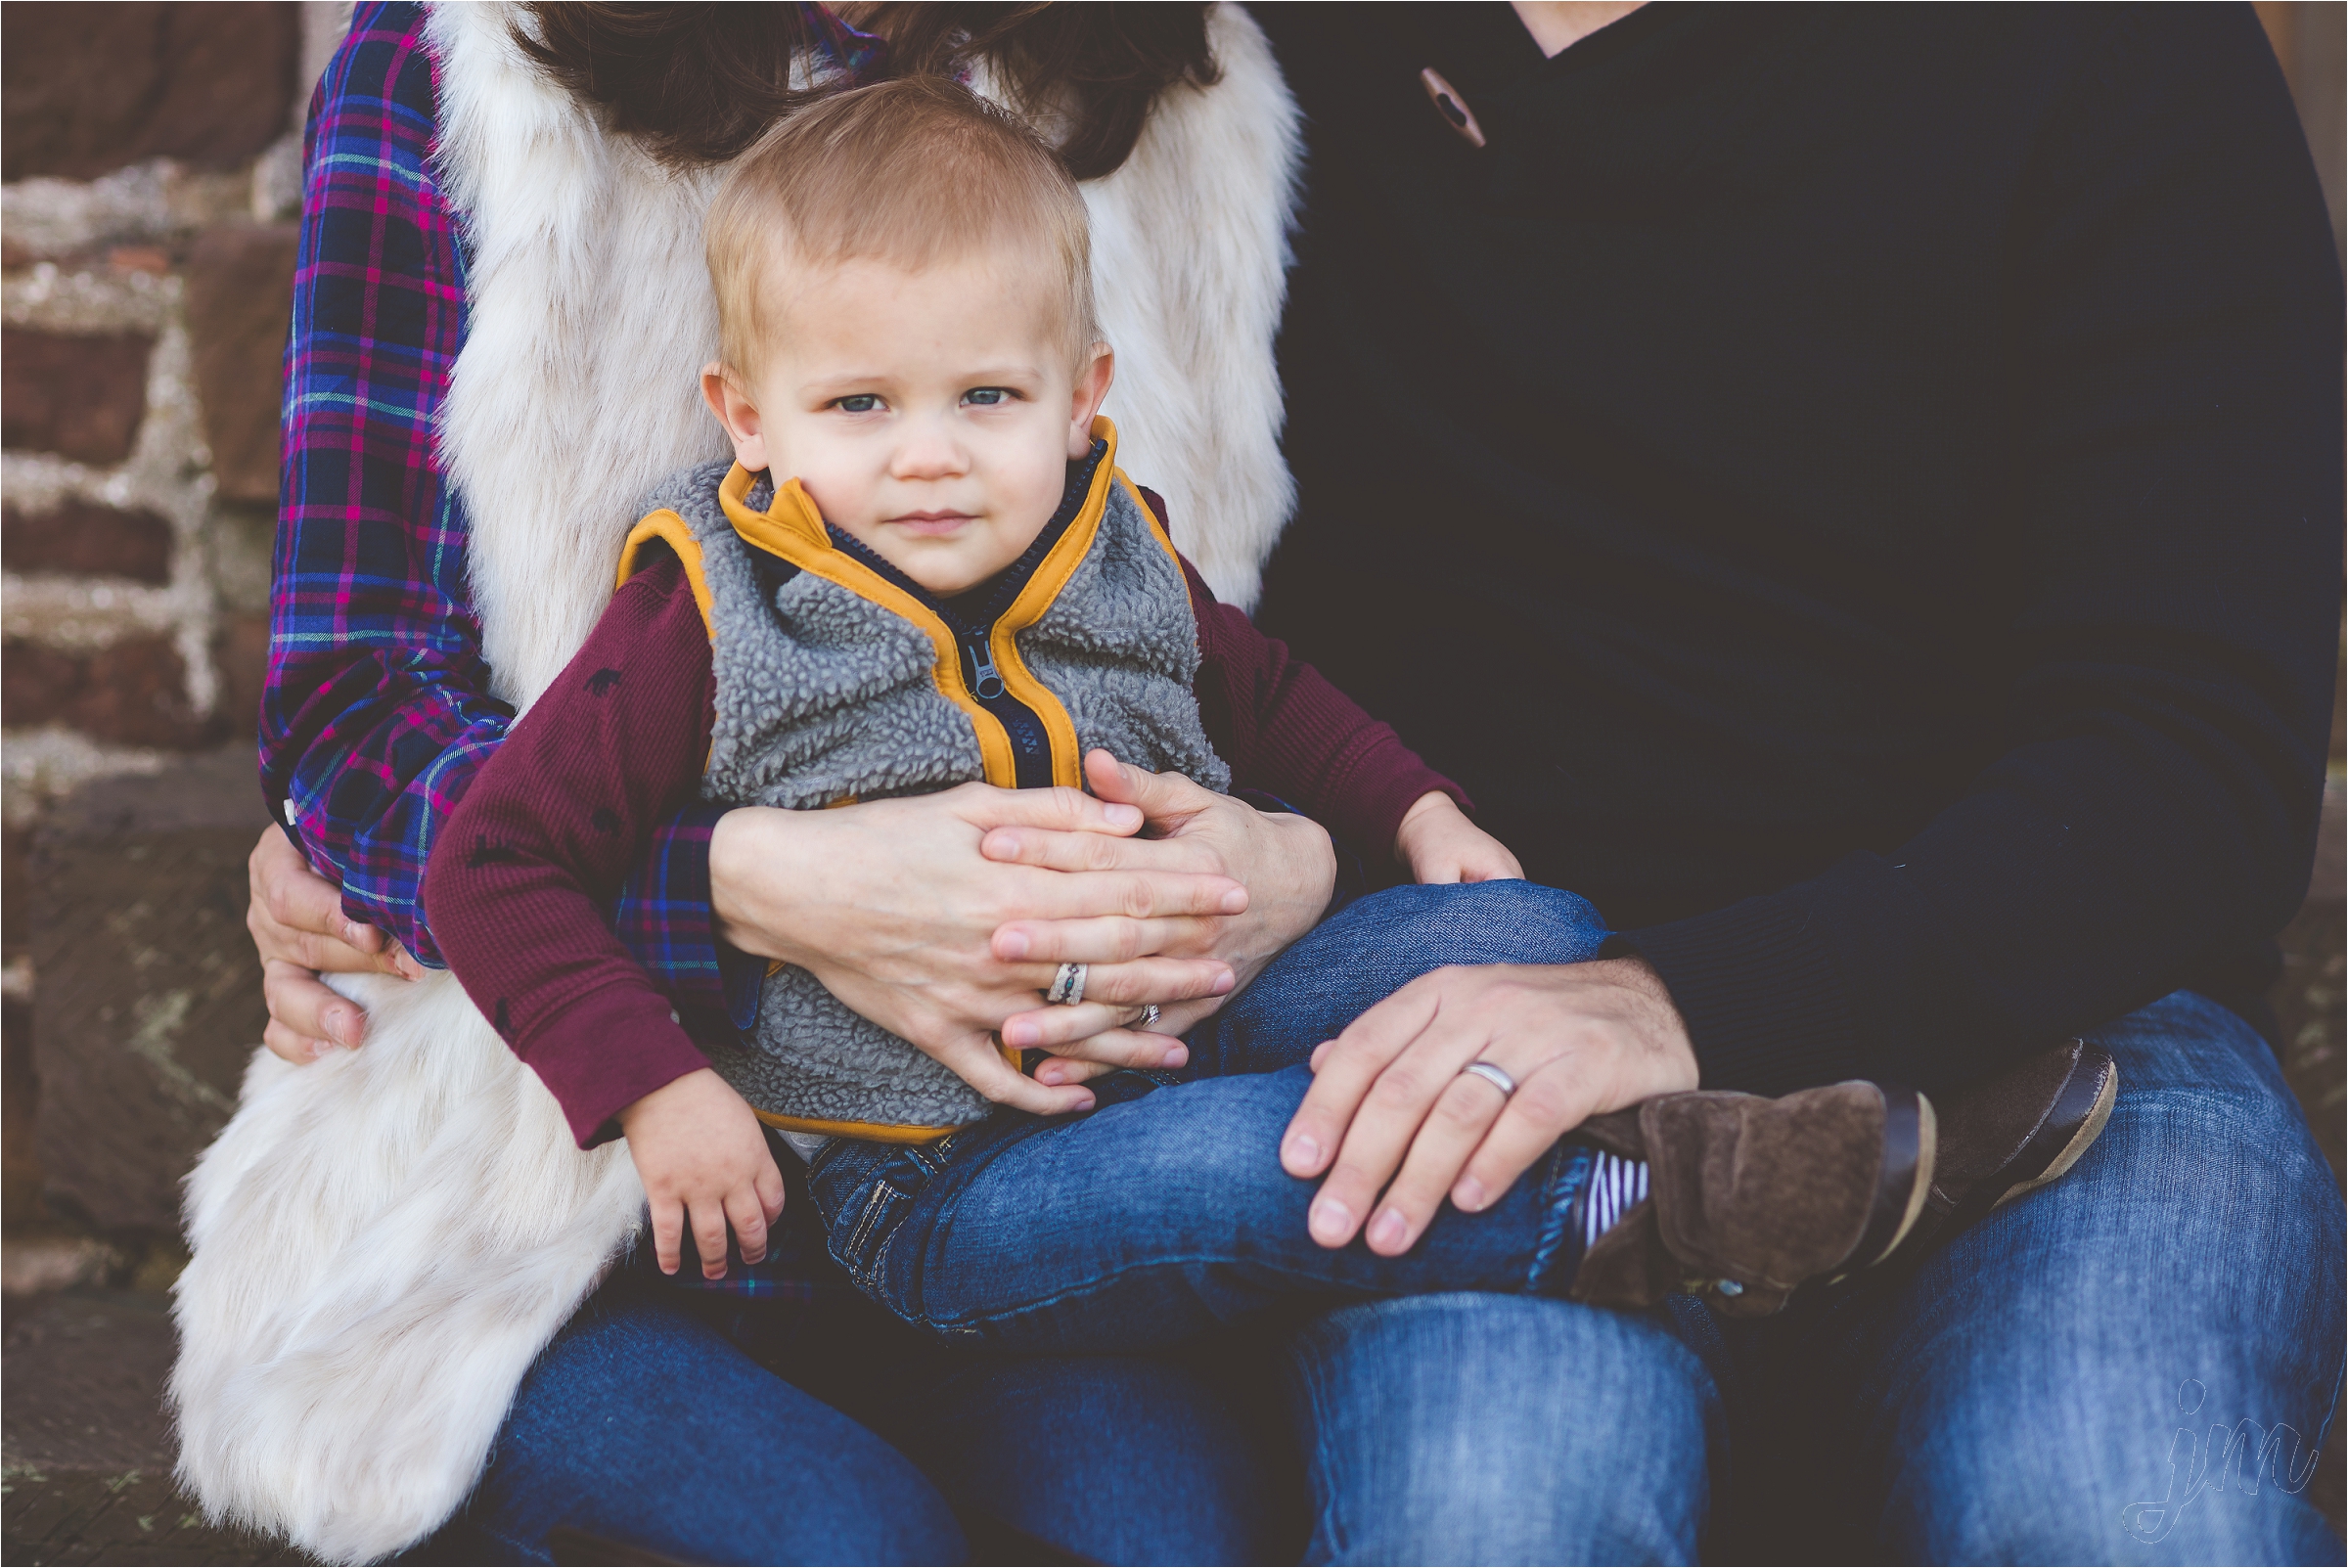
[616,1068,786,1280]
[1392,791,1525,884]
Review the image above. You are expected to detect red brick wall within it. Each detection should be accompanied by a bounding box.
[2,2,339,1229]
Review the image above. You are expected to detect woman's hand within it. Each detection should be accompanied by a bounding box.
[1280,958,1696,1255]
[248,827,424,1062]
[983,751,1338,1081]
[710,781,1249,1116]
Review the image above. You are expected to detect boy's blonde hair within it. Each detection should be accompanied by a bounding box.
[707,75,1098,386]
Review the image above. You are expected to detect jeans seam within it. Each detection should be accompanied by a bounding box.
[1283,1325,1352,1564]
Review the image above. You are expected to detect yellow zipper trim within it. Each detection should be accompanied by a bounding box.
[717,465,1019,788]
[986,415,1122,788]
[617,510,716,632]
[1116,470,1186,581]
[753,1109,958,1145]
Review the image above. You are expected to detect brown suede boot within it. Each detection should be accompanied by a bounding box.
[1570,1039,2118,1320]
[1887,1037,2118,1260]
[1571,1082,1934,1319]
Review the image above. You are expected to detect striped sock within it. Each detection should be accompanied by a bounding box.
[1581,1150,1650,1252]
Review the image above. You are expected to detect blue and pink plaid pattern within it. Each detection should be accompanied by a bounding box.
[259,1,726,1010]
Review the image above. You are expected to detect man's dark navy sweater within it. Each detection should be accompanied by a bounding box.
[1250,4,2343,1095]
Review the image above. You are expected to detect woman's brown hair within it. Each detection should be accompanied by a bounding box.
[515,4,1218,180]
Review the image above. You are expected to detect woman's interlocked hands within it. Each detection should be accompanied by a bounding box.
[1280,958,1698,1257]
[710,749,1333,1113]
[981,750,1337,1083]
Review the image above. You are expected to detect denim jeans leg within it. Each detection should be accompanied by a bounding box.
[1283,1293,1718,1565]
[1191,880,1611,1077]
[1733,991,2346,1565]
[807,1064,1605,1350]
[897,1350,1293,1565]
[431,1276,965,1565]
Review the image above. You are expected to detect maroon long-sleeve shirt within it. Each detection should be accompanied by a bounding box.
[428,541,1467,1146]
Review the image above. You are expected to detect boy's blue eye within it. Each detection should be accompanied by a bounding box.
[964,387,1010,406]
[835,394,880,413]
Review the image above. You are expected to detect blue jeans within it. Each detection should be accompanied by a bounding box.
[1266,925,2345,1562]
[422,1268,1294,1565]
[440,883,2344,1563]
[799,884,1616,1348]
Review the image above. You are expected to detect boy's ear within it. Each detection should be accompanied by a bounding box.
[702,363,769,471]
[1067,342,1115,459]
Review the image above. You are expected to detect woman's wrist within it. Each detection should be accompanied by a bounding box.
[709,806,813,965]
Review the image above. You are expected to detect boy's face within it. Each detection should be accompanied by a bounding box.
[703,246,1112,598]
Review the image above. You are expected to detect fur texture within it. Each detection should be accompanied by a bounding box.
[168,7,1300,1559]
[170,973,644,1563]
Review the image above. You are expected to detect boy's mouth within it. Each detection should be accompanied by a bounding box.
[887,510,976,536]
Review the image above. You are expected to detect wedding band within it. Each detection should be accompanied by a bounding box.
[1460,1060,1517,1098]
[1048,962,1089,1007]
[1136,1004,1161,1031]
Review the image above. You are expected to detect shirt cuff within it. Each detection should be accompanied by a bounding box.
[616,801,731,1013]
[1327,737,1472,871]
[522,982,712,1148]
[1606,893,1865,1096]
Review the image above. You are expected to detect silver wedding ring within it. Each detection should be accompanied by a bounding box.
[1460,1060,1517,1098]
[1047,962,1089,1007]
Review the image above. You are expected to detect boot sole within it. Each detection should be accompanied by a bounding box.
[1854,1086,1938,1270]
[1991,1050,2118,1209]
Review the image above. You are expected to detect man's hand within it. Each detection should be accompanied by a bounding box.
[616,1068,787,1280]
[248,827,424,1062]
[1281,958,1696,1255]
[984,751,1338,1080]
[1391,791,1525,884]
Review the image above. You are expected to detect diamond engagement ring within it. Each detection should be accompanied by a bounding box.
[1460,1060,1517,1098]
[1047,962,1089,1007]
[1137,1004,1161,1030]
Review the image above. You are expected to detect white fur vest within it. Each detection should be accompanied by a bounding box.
[167,7,1300,1560]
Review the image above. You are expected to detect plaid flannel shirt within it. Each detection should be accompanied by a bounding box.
[261,1,737,1006]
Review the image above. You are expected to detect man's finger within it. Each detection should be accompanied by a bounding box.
[1451,1054,1603,1214]
[1280,982,1444,1178]
[1364,1072,1509,1254]
[690,1195,733,1281]
[262,961,366,1050]
[652,1197,684,1276]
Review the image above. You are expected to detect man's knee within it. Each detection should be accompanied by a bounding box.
[1287,1294,1714,1564]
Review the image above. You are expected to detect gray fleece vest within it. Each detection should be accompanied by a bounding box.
[625,433,1229,1135]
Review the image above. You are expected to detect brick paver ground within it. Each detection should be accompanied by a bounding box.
[2,1289,304,1566]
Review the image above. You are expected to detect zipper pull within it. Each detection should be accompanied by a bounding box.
[964,634,1006,699]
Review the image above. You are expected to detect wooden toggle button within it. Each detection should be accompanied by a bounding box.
[1420,67,1486,149]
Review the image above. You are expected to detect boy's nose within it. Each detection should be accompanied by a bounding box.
[891,422,971,479]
